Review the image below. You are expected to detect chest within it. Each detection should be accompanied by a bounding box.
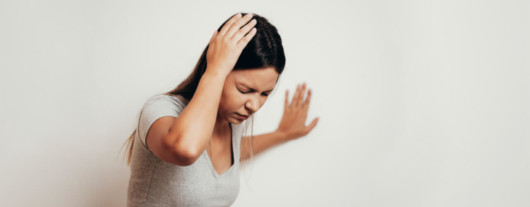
[207,127,235,175]
[148,153,240,206]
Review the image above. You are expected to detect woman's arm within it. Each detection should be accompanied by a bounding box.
[161,72,227,164]
[240,83,319,162]
[147,13,258,166]
[240,131,287,162]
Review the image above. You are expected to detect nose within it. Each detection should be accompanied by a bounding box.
[245,97,260,114]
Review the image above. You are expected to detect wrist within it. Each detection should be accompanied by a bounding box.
[202,69,229,83]
[274,130,290,143]
[205,65,231,78]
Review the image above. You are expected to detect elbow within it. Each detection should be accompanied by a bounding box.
[173,146,201,166]
[162,134,202,166]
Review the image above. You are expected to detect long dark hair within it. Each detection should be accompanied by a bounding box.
[166,13,285,99]
[122,12,286,165]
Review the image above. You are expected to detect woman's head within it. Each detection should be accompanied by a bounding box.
[166,12,286,112]
[219,66,278,124]
[124,13,284,165]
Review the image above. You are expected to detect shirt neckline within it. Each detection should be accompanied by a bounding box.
[203,123,236,178]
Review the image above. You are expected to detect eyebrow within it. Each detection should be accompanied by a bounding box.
[239,83,274,93]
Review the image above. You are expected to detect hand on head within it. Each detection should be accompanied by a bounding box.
[206,13,257,77]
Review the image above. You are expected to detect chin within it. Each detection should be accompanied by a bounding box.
[229,117,245,125]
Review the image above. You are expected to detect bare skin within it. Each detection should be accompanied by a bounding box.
[145,13,318,175]
[240,82,319,162]
[209,67,319,173]
[209,67,278,174]
[146,13,258,166]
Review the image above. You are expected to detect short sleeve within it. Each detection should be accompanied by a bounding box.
[136,94,188,150]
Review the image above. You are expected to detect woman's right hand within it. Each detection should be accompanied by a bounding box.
[206,13,257,76]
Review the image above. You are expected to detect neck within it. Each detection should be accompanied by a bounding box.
[212,114,229,139]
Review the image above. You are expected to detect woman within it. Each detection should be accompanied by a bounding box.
[123,12,319,207]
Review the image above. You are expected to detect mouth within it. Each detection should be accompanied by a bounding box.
[235,112,249,120]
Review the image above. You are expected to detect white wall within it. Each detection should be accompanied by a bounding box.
[1,0,528,206]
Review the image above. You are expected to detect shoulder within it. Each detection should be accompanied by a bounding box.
[139,93,189,114]
[136,94,189,147]
[144,93,189,108]
[138,93,189,130]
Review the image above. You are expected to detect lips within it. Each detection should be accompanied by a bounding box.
[235,113,249,119]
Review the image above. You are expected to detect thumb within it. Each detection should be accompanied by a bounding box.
[304,117,319,134]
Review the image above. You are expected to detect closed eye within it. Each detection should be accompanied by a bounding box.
[237,86,272,96]
[238,88,252,94]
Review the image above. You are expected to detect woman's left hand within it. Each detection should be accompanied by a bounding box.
[276,83,319,141]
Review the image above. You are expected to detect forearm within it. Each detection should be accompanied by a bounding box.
[165,69,227,155]
[240,131,288,162]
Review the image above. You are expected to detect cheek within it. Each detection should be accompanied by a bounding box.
[220,87,243,111]
[260,97,268,106]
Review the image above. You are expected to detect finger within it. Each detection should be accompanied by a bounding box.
[226,13,254,39]
[219,13,242,36]
[231,18,256,42]
[209,30,218,46]
[292,84,301,106]
[304,117,319,134]
[296,83,306,106]
[284,90,290,108]
[236,27,257,50]
[303,88,312,109]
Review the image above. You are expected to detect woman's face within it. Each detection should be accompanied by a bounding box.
[218,67,279,124]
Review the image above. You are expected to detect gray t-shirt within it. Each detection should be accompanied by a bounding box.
[127,94,243,207]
